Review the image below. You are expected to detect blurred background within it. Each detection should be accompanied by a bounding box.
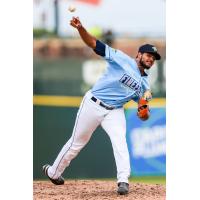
[33,0,166,184]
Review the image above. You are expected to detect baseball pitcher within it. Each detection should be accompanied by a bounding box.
[43,16,161,195]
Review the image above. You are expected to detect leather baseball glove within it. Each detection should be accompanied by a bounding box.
[137,98,150,121]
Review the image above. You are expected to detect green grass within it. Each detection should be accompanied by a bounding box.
[130,176,166,185]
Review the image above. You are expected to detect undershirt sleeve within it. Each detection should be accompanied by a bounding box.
[93,40,106,57]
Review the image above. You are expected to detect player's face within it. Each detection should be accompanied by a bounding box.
[139,53,156,69]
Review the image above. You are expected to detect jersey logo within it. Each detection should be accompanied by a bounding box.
[111,48,117,53]
[119,74,141,92]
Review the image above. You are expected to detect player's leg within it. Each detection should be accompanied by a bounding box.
[101,108,131,184]
[46,92,106,180]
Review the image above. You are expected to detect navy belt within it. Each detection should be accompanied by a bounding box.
[91,97,114,110]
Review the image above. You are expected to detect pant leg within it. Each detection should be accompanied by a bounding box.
[101,108,131,183]
[48,92,106,179]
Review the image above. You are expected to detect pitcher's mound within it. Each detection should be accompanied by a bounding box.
[33,180,165,200]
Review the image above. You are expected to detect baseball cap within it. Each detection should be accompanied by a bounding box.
[138,44,161,60]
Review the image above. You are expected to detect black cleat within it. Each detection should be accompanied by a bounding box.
[117,182,129,195]
[42,164,64,185]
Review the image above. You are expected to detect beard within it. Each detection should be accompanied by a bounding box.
[139,56,151,69]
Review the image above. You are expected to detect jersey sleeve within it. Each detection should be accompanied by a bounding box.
[142,76,150,92]
[93,40,131,67]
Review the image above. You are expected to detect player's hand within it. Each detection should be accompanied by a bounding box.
[143,90,152,101]
[137,98,150,121]
[70,17,82,29]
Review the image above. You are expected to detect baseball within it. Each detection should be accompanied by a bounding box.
[68,5,76,12]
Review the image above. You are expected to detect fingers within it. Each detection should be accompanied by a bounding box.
[70,16,81,28]
[72,16,78,21]
[71,16,80,23]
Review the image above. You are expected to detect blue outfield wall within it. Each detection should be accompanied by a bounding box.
[125,107,166,176]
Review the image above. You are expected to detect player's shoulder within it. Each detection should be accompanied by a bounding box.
[105,44,136,66]
[112,47,133,61]
[108,46,118,55]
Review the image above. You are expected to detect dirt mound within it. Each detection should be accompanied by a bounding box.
[33,180,165,200]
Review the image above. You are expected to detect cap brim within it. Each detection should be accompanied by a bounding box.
[147,52,161,60]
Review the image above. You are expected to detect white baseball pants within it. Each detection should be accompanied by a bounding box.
[47,90,131,183]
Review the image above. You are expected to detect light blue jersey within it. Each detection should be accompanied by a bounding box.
[91,42,150,108]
